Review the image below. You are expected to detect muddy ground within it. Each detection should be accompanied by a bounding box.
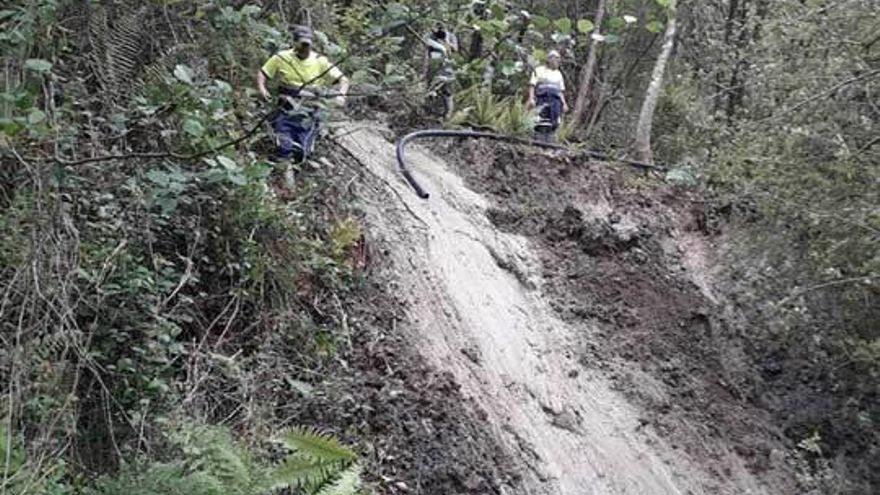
[211,144,521,494]
[249,121,876,494]
[264,124,875,494]
[285,285,518,494]
[430,139,801,491]
[245,258,519,494]
[324,123,807,495]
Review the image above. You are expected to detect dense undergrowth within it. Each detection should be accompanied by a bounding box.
[2,0,877,493]
[0,1,382,493]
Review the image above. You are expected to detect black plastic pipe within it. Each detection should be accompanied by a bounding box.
[395,129,567,199]
[395,129,668,199]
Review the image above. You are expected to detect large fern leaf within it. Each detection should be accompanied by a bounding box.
[88,5,146,99]
[173,424,269,495]
[270,456,339,491]
[197,429,252,489]
[316,463,363,495]
[276,427,356,463]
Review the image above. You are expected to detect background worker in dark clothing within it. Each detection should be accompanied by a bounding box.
[422,22,458,117]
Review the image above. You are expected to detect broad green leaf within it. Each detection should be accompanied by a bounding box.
[532,15,551,30]
[491,3,505,20]
[227,172,247,186]
[646,20,664,33]
[315,463,362,495]
[277,427,356,463]
[0,10,18,22]
[182,118,204,137]
[200,168,227,184]
[608,17,626,30]
[285,378,315,398]
[474,20,498,35]
[145,169,170,186]
[173,64,194,85]
[657,0,675,7]
[271,457,336,490]
[216,155,238,171]
[24,59,52,73]
[246,162,273,180]
[240,4,261,16]
[490,19,509,32]
[554,17,572,34]
[532,48,547,61]
[155,196,179,215]
[214,79,232,93]
[27,109,46,125]
[14,91,35,110]
[500,61,519,76]
[577,19,595,34]
[0,117,23,136]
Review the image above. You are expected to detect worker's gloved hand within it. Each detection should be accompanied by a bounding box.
[526,97,536,109]
[335,95,347,108]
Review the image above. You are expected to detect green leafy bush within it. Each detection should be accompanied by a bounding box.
[86,425,364,495]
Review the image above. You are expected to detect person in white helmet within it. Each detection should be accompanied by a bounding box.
[527,49,569,142]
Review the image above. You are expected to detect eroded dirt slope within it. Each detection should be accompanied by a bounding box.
[333,123,794,495]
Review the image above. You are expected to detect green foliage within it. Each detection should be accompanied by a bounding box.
[660,0,880,488]
[451,86,507,128]
[577,19,595,34]
[0,421,70,495]
[1,0,369,489]
[89,464,229,495]
[501,97,540,137]
[87,424,365,495]
[451,85,538,137]
[90,425,267,495]
[174,425,268,495]
[271,427,362,495]
[554,119,577,144]
[331,218,363,260]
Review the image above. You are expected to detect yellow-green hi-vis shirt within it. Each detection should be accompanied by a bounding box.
[261,50,343,89]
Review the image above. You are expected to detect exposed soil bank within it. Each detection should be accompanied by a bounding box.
[332,124,796,494]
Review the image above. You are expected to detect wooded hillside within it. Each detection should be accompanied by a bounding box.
[1,1,877,494]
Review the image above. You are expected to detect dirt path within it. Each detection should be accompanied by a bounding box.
[335,123,773,495]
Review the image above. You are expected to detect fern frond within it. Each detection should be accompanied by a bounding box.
[276,427,356,463]
[172,424,267,494]
[88,5,147,99]
[137,44,194,90]
[198,429,252,488]
[88,6,112,90]
[105,9,144,95]
[270,456,340,491]
[316,463,363,495]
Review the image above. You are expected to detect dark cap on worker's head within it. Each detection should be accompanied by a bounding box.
[292,25,313,45]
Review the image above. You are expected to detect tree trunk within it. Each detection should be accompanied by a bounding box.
[631,13,678,164]
[571,0,606,126]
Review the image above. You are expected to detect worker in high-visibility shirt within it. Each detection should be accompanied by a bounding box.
[257,25,349,162]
